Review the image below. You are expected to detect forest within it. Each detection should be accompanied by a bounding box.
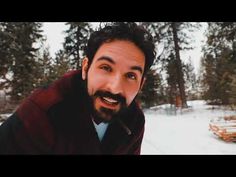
[0,22,236,114]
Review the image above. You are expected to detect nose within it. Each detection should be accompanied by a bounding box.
[106,74,124,95]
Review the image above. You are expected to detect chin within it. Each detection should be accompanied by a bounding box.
[101,116,113,123]
[100,110,116,121]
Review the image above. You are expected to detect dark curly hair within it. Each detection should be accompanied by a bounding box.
[85,22,156,75]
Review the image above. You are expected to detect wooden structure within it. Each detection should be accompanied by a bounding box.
[209,115,236,142]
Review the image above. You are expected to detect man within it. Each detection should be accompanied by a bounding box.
[0,22,156,154]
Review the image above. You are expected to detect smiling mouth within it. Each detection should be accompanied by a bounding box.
[100,96,119,106]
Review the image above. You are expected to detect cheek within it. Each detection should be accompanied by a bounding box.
[87,72,106,95]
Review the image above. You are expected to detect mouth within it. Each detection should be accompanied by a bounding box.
[98,96,120,109]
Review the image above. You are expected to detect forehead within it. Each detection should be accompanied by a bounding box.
[93,40,145,68]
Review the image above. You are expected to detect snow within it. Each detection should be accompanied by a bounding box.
[141,100,236,154]
[1,100,236,154]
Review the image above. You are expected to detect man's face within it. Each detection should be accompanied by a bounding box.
[82,40,145,122]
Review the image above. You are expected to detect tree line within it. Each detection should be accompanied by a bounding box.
[200,22,236,105]
[1,22,235,109]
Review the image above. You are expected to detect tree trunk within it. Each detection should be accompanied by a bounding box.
[171,22,188,108]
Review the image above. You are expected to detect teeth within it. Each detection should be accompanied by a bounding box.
[102,97,118,103]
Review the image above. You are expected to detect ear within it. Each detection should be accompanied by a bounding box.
[140,77,146,91]
[82,57,89,80]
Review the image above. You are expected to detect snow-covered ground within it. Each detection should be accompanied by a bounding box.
[1,100,236,154]
[141,100,236,155]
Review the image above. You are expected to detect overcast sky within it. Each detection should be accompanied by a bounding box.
[41,22,207,74]
[41,22,69,57]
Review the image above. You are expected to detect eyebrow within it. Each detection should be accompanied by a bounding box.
[96,56,115,64]
[96,55,143,74]
[130,66,143,75]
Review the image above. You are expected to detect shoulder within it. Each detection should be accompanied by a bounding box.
[15,70,81,148]
[19,70,81,111]
[132,101,145,124]
[124,101,145,134]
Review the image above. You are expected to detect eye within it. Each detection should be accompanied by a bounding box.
[126,72,137,80]
[100,65,112,72]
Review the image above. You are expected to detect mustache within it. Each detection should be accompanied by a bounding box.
[94,90,126,104]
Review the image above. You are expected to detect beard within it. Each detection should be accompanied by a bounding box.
[90,90,129,123]
[83,79,129,123]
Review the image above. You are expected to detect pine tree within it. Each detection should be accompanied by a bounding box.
[63,22,93,69]
[170,22,188,107]
[0,22,13,90]
[142,22,201,108]
[183,58,198,100]
[165,53,178,105]
[137,23,166,107]
[53,49,71,79]
[36,46,54,87]
[0,22,43,101]
[138,68,163,108]
[201,22,236,105]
